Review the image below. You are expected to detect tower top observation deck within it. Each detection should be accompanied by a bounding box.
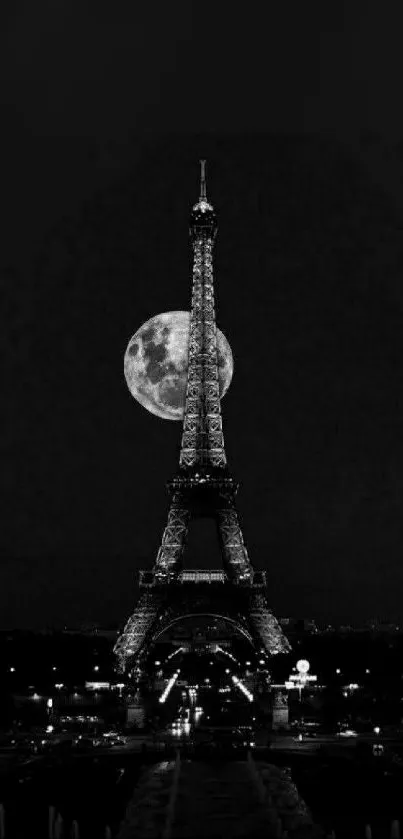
[189,159,217,240]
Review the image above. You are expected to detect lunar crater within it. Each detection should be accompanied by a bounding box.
[124,310,234,420]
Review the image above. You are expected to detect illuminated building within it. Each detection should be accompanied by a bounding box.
[114,161,290,676]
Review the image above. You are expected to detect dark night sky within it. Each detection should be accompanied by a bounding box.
[2,2,403,629]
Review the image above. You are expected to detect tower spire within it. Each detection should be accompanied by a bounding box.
[199,158,207,202]
[113,164,291,673]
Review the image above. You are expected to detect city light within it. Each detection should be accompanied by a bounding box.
[374,726,381,735]
[287,661,317,700]
[296,659,310,674]
[93,665,99,672]
[9,667,15,673]
[336,668,341,674]
[167,647,184,660]
[159,670,180,704]
[215,644,237,662]
[155,661,161,666]
[231,675,254,702]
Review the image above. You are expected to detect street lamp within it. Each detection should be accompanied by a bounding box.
[296,660,309,702]
[286,660,317,704]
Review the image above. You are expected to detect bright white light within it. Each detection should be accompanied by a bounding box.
[336,668,341,674]
[366,669,370,674]
[47,698,53,708]
[231,675,253,702]
[225,668,230,674]
[204,678,210,684]
[348,683,359,690]
[246,661,251,666]
[9,667,15,673]
[32,693,40,700]
[55,683,64,689]
[374,726,381,735]
[46,725,54,733]
[155,661,161,666]
[259,659,265,666]
[296,659,310,674]
[167,647,184,660]
[215,645,237,662]
[52,667,57,671]
[159,670,180,704]
[94,665,99,672]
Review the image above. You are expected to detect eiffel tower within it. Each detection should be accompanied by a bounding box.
[114,161,291,673]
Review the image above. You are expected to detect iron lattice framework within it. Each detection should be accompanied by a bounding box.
[114,161,291,671]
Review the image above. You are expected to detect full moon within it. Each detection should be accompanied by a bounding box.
[124,311,234,420]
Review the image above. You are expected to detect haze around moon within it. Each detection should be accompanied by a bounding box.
[124,310,234,420]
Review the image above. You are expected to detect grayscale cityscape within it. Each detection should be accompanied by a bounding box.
[3,6,403,838]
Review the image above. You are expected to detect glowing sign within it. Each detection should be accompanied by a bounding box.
[288,674,317,684]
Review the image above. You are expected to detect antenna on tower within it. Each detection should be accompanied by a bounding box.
[199,159,207,202]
